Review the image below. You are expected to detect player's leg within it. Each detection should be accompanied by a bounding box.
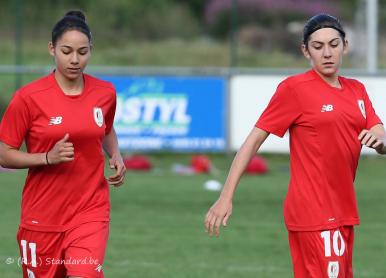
[16,227,67,278]
[63,221,109,278]
[288,226,354,278]
[288,229,317,277]
[340,226,354,277]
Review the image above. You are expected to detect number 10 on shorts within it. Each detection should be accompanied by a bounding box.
[320,230,345,257]
[20,240,37,267]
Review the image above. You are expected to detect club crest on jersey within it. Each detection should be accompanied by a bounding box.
[93,107,104,127]
[358,100,366,119]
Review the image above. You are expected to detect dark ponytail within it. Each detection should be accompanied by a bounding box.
[51,10,92,45]
[303,13,346,47]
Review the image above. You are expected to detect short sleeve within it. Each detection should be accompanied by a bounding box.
[105,90,116,135]
[255,81,302,137]
[0,92,30,148]
[360,84,382,129]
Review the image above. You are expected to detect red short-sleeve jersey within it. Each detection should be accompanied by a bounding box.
[0,72,116,232]
[256,69,382,231]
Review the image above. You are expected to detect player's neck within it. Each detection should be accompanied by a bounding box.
[54,71,84,96]
[314,70,341,89]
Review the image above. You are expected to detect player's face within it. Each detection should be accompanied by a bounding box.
[302,28,347,79]
[48,30,91,81]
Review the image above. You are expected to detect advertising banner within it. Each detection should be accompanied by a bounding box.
[101,76,227,151]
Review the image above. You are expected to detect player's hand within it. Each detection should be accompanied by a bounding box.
[107,153,126,187]
[358,129,385,152]
[205,196,232,237]
[47,133,74,165]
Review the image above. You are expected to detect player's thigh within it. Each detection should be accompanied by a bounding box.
[64,221,109,278]
[288,226,354,278]
[17,227,66,278]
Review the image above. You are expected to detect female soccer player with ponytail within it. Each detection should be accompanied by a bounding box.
[0,10,126,278]
[205,13,385,277]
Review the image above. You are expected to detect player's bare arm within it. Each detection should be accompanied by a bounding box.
[102,127,126,187]
[0,142,46,168]
[205,127,269,237]
[0,134,74,168]
[358,124,386,154]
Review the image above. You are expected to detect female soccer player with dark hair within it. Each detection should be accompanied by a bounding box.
[205,13,385,277]
[0,10,126,278]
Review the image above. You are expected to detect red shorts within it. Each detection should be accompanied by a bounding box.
[288,226,354,278]
[16,221,109,278]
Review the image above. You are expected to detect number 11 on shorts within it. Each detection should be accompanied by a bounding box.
[20,240,37,267]
[320,230,346,257]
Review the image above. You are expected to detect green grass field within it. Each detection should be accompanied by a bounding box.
[0,153,385,277]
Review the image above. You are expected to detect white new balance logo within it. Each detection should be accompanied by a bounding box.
[321,104,334,112]
[48,116,63,125]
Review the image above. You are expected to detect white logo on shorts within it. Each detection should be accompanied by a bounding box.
[93,107,104,127]
[95,264,103,272]
[27,268,36,278]
[327,261,339,278]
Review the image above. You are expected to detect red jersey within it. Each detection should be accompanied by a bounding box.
[0,72,116,232]
[256,69,382,231]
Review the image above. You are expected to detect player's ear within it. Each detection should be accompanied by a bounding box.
[343,39,349,55]
[48,42,55,57]
[301,44,311,59]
